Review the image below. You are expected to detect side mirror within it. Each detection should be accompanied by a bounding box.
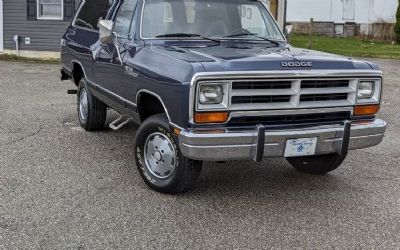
[284,25,293,40]
[99,20,114,44]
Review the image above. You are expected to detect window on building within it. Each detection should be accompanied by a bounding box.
[37,0,63,20]
[74,0,113,31]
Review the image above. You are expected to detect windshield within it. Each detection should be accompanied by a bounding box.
[141,0,284,40]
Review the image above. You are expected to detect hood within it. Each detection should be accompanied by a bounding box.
[148,43,374,72]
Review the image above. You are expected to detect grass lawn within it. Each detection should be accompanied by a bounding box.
[0,53,60,64]
[290,34,400,60]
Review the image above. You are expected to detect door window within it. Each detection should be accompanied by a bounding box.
[114,0,138,39]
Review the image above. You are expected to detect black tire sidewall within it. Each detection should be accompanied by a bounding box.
[134,115,187,192]
[77,80,91,128]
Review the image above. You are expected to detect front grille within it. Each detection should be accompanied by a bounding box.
[232,95,291,104]
[232,80,292,90]
[300,93,348,102]
[229,78,355,110]
[301,79,349,88]
[229,112,351,126]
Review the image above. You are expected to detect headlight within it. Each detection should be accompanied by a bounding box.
[197,82,229,110]
[199,84,223,104]
[356,79,381,104]
[357,81,374,99]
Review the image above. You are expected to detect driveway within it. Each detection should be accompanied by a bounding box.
[0,59,399,249]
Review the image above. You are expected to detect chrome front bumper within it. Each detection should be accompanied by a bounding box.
[178,119,387,161]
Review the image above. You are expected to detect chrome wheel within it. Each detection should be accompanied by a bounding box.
[79,88,88,121]
[144,132,176,179]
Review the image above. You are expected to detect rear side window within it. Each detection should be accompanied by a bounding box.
[74,0,114,31]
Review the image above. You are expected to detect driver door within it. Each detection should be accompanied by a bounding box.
[92,0,138,110]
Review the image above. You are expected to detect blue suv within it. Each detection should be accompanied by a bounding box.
[61,0,386,193]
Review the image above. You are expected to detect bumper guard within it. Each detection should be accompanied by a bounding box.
[178,119,386,161]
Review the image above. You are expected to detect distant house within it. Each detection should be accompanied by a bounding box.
[1,0,79,58]
[0,0,287,58]
[286,0,398,40]
[267,0,287,30]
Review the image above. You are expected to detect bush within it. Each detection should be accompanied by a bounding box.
[396,0,400,42]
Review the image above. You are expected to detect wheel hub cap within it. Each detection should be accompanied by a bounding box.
[79,89,88,121]
[153,151,162,161]
[144,132,176,179]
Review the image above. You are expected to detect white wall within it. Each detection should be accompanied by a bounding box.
[265,0,286,29]
[371,0,397,23]
[0,0,3,52]
[287,0,397,24]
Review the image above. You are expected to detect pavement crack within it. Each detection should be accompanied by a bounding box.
[2,128,43,146]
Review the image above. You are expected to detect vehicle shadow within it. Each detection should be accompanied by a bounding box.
[185,160,354,199]
[100,112,354,200]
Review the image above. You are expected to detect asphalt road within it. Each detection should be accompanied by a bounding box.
[0,59,399,249]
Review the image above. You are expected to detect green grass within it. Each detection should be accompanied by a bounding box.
[0,54,60,64]
[290,34,400,60]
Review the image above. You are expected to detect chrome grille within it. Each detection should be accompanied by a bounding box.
[301,79,349,88]
[230,78,357,111]
[232,80,292,90]
[232,95,291,104]
[300,93,348,102]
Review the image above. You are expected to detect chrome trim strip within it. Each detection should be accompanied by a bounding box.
[93,81,137,108]
[230,107,354,118]
[188,70,383,123]
[136,89,171,121]
[71,0,85,27]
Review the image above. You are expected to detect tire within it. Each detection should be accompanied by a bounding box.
[77,79,107,131]
[134,114,203,194]
[287,154,346,175]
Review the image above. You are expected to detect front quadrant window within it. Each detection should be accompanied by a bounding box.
[113,0,138,39]
[37,0,63,20]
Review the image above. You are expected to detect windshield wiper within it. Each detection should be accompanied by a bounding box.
[156,33,220,44]
[224,32,281,47]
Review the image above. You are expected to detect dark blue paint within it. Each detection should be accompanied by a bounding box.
[60,0,378,129]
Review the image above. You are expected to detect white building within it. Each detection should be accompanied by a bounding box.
[286,0,398,40]
[266,0,287,30]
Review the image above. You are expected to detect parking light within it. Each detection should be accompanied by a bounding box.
[194,112,229,124]
[354,104,380,116]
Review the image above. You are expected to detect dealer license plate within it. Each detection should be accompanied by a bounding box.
[284,138,318,157]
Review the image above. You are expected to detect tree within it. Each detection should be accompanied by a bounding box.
[396,0,400,42]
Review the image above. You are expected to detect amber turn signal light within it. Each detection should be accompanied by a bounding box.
[354,104,380,116]
[194,112,229,124]
[172,127,181,136]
